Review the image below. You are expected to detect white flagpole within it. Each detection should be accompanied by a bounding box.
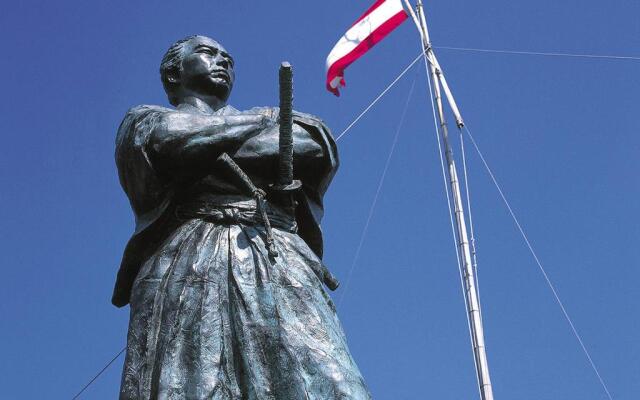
[408,1,495,399]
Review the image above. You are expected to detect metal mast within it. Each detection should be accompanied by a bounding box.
[406,1,495,398]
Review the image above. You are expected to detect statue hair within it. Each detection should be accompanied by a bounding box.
[160,35,200,106]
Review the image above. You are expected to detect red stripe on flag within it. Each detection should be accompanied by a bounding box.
[351,0,387,27]
[327,10,408,96]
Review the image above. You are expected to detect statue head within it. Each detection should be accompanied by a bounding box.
[160,35,235,107]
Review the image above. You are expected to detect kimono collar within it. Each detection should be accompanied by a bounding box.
[176,97,239,116]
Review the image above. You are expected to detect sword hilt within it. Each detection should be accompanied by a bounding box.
[272,62,301,192]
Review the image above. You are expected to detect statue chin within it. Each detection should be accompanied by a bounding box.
[182,78,232,104]
[207,78,232,99]
[205,87,231,104]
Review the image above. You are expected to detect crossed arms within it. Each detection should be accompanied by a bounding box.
[147,110,324,181]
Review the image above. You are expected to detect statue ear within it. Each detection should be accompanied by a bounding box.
[166,70,180,84]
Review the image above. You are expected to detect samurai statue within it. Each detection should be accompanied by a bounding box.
[112,35,371,399]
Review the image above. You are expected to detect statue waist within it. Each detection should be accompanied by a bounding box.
[175,194,297,233]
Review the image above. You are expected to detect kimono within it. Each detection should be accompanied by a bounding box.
[113,102,371,399]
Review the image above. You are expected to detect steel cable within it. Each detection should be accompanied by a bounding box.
[464,125,614,400]
[337,73,418,307]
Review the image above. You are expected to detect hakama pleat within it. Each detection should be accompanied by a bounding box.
[120,218,370,400]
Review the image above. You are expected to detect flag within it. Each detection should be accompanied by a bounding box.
[326,0,408,96]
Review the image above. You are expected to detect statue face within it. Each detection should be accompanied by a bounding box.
[178,37,235,102]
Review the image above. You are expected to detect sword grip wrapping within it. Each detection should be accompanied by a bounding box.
[278,62,294,186]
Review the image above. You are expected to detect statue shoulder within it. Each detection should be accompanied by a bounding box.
[292,111,335,143]
[120,104,172,127]
[293,110,326,125]
[117,105,172,144]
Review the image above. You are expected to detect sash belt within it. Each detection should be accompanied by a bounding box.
[175,195,296,259]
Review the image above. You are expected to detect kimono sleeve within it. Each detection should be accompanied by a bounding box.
[115,105,173,235]
[113,105,174,307]
[292,112,339,259]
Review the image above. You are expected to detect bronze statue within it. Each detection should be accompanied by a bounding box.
[113,35,371,399]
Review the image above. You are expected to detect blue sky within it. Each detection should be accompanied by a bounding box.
[1,1,638,398]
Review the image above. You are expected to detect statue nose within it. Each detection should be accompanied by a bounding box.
[216,56,229,69]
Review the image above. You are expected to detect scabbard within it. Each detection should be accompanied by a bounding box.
[319,263,340,291]
[216,153,261,197]
[216,152,278,258]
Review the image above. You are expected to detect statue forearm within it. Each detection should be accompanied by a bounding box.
[148,113,271,179]
[234,123,324,161]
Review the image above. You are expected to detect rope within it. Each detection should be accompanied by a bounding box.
[435,45,640,61]
[336,49,426,142]
[459,129,483,313]
[422,55,483,400]
[464,125,614,400]
[71,346,126,399]
[337,74,417,307]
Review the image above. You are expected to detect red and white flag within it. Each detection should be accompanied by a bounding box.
[326,0,408,96]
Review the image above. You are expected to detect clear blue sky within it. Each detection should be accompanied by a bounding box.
[1,1,638,398]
